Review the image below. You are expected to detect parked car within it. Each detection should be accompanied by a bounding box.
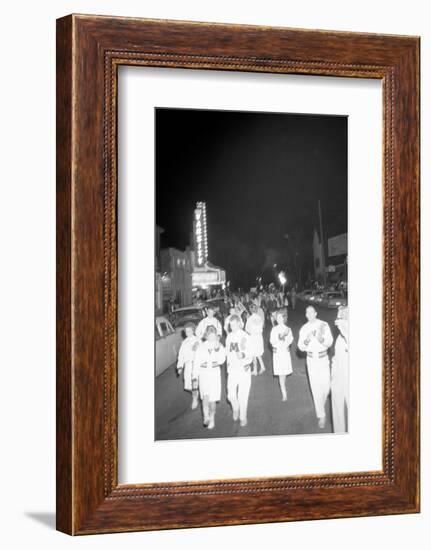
[155,316,182,376]
[170,304,207,329]
[320,291,347,309]
[312,290,326,304]
[298,289,314,302]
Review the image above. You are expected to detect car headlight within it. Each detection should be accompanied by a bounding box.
[336,301,340,305]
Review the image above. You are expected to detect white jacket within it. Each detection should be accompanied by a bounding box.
[298,319,333,356]
[225,329,252,372]
[176,335,199,371]
[193,340,226,378]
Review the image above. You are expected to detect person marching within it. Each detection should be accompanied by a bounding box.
[267,292,278,327]
[245,303,266,375]
[224,305,244,333]
[277,291,286,309]
[270,308,294,401]
[193,326,226,429]
[225,315,253,427]
[298,305,334,428]
[196,305,222,340]
[219,295,231,319]
[331,306,349,433]
[176,322,200,410]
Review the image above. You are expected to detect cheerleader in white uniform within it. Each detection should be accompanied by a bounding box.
[176,322,200,409]
[225,315,253,427]
[194,325,226,429]
[245,303,266,375]
[298,305,333,428]
[270,309,294,401]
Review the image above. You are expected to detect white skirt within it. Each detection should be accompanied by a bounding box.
[183,361,194,392]
[249,333,264,357]
[198,366,221,401]
[272,348,293,376]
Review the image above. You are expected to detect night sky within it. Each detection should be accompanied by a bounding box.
[156,108,347,288]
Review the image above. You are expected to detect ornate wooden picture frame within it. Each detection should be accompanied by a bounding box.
[56,14,420,535]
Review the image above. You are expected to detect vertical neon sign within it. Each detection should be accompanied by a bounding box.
[194,201,208,266]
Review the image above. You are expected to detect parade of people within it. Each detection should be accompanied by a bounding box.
[157,277,349,439]
[155,194,348,440]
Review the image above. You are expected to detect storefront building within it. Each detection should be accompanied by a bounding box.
[160,247,193,309]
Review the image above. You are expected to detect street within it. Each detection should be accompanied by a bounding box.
[155,301,339,440]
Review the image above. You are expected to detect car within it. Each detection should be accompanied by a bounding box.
[312,290,326,304]
[155,316,183,376]
[320,291,347,309]
[170,304,208,329]
[298,289,314,302]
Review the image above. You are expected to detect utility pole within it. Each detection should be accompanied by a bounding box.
[318,199,327,288]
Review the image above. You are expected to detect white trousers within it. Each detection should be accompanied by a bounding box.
[306,356,330,419]
[331,360,349,433]
[227,367,252,422]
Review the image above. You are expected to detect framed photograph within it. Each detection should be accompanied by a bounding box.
[56,14,420,535]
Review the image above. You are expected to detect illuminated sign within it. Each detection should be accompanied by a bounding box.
[193,271,219,285]
[192,268,226,287]
[193,201,208,266]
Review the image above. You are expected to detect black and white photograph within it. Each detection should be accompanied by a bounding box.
[155,107,348,441]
